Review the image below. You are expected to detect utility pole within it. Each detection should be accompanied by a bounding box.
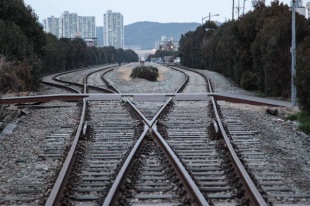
[238,0,240,18]
[232,0,235,20]
[291,0,297,106]
[202,13,220,24]
[243,0,247,15]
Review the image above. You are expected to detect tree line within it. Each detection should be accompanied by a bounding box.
[42,34,138,74]
[179,1,310,113]
[0,0,138,93]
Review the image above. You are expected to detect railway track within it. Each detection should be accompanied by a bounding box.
[223,115,310,205]
[1,63,309,205]
[62,101,141,205]
[157,100,241,205]
[42,65,117,94]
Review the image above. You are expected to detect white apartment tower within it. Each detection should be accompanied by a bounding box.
[44,16,61,38]
[307,1,310,18]
[103,10,124,49]
[60,11,78,38]
[78,16,96,38]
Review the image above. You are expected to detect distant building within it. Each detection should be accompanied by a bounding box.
[60,11,78,38]
[43,12,97,46]
[306,1,310,18]
[96,26,104,47]
[155,36,179,51]
[43,16,61,38]
[103,10,124,49]
[78,16,96,39]
[84,38,97,47]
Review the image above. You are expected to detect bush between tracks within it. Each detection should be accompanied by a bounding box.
[287,111,310,134]
[130,66,159,81]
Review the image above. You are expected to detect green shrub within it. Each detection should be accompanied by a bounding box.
[240,70,257,90]
[286,114,298,121]
[297,111,310,134]
[286,111,310,134]
[130,66,159,81]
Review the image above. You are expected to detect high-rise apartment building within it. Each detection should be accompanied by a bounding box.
[78,16,96,38]
[43,16,61,38]
[60,11,78,38]
[44,11,126,48]
[96,26,104,47]
[44,12,96,43]
[103,10,124,49]
[307,1,310,18]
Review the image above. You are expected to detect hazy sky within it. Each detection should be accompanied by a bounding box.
[24,0,292,26]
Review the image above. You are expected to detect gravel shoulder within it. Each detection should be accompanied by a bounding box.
[198,68,310,194]
[0,86,79,204]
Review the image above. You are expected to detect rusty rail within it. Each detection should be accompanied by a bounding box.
[44,65,116,205]
[151,125,209,206]
[174,65,268,205]
[102,70,210,205]
[210,97,267,205]
[0,94,88,104]
[45,98,87,206]
[102,125,149,206]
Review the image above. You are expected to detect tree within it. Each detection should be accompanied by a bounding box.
[0,0,45,57]
[297,36,310,112]
[0,0,45,93]
[123,49,139,62]
[180,21,217,69]
[180,1,310,100]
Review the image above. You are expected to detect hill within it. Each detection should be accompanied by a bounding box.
[124,21,200,50]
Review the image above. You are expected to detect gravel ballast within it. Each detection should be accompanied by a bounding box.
[199,68,310,194]
[0,64,309,204]
[0,85,79,204]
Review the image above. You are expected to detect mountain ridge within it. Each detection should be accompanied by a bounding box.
[124,21,200,50]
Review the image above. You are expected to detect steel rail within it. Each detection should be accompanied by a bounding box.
[84,66,116,93]
[105,98,209,205]
[124,96,173,128]
[86,85,115,93]
[210,97,267,205]
[41,64,266,205]
[151,125,209,206]
[44,65,115,205]
[102,125,149,206]
[210,93,291,107]
[103,72,209,205]
[101,68,122,93]
[149,97,173,127]
[45,98,87,206]
[124,98,151,126]
[166,65,193,92]
[53,69,87,93]
[170,65,213,93]
[0,94,88,104]
[52,65,117,94]
[41,78,81,93]
[170,67,189,93]
[174,65,267,205]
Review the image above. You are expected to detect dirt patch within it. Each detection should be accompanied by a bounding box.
[219,101,299,119]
